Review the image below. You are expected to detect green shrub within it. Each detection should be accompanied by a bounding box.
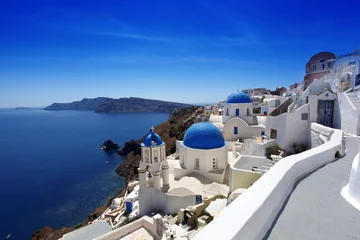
[266,144,281,157]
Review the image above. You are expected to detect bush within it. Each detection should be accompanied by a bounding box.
[253,107,261,114]
[266,144,281,157]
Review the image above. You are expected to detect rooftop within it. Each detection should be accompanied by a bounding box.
[62,221,111,240]
[266,136,360,240]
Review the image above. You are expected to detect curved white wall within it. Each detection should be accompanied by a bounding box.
[223,103,253,124]
[195,123,345,240]
[178,142,227,172]
[223,117,264,141]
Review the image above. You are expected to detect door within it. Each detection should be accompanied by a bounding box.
[317,100,334,127]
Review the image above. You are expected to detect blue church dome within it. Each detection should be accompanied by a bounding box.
[143,128,163,147]
[226,92,252,104]
[183,122,225,150]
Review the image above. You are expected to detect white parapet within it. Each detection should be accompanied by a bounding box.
[341,144,360,210]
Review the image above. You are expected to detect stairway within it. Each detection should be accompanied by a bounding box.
[290,105,298,113]
[347,91,360,110]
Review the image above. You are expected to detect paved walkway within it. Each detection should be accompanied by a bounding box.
[266,136,360,240]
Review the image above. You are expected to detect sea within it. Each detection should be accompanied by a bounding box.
[0,109,169,239]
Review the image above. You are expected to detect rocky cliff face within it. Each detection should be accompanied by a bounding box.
[115,106,200,178]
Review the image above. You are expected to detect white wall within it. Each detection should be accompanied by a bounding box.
[176,142,227,183]
[222,103,253,124]
[265,103,310,152]
[222,117,264,141]
[261,106,269,115]
[95,216,159,240]
[241,139,276,157]
[139,185,196,216]
[179,142,227,172]
[256,116,267,126]
[308,89,337,123]
[335,92,360,135]
[195,123,345,240]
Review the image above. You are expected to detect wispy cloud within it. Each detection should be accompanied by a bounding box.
[89,54,258,66]
[88,31,173,42]
[218,34,272,48]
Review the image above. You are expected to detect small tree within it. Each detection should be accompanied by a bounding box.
[300,143,308,152]
[291,143,298,154]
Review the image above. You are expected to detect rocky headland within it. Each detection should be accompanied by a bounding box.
[43,97,193,113]
[115,106,201,178]
[31,106,201,240]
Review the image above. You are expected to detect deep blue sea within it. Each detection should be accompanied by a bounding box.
[0,109,169,239]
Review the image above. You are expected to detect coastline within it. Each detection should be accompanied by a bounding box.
[31,106,199,240]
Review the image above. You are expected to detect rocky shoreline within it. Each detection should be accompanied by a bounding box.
[31,106,200,240]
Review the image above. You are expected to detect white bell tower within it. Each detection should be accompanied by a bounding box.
[138,127,169,191]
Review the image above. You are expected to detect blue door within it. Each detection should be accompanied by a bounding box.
[125,201,133,213]
[196,195,202,204]
[234,127,238,135]
[236,109,239,116]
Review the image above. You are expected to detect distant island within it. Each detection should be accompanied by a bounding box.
[15,107,33,110]
[43,97,193,113]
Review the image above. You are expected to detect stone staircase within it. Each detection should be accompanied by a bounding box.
[347,91,360,110]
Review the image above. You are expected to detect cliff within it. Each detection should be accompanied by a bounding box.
[115,106,201,178]
[44,97,193,113]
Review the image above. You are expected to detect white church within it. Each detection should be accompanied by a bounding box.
[136,91,268,217]
[210,92,264,141]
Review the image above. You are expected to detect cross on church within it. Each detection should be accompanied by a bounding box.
[151,126,155,131]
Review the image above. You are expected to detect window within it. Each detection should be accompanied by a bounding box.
[145,150,149,163]
[234,126,238,135]
[322,64,325,70]
[261,131,265,136]
[213,158,217,169]
[154,150,158,163]
[236,108,239,116]
[247,108,250,115]
[226,108,229,116]
[301,113,308,120]
[328,62,332,68]
[195,157,199,170]
[275,100,281,107]
[270,129,277,139]
[312,65,316,71]
[180,155,185,168]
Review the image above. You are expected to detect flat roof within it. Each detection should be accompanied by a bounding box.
[62,221,112,240]
[120,227,154,240]
[266,136,360,240]
[232,155,268,171]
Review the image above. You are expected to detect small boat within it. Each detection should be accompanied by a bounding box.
[6,233,11,239]
[105,161,108,164]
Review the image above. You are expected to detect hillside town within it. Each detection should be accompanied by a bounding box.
[59,50,360,240]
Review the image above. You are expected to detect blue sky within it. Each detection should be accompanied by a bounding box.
[0,0,359,107]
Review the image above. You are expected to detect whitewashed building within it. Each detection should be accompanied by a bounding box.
[210,92,265,142]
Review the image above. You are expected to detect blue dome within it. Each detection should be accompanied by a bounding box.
[143,130,163,147]
[226,92,252,104]
[183,122,225,150]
